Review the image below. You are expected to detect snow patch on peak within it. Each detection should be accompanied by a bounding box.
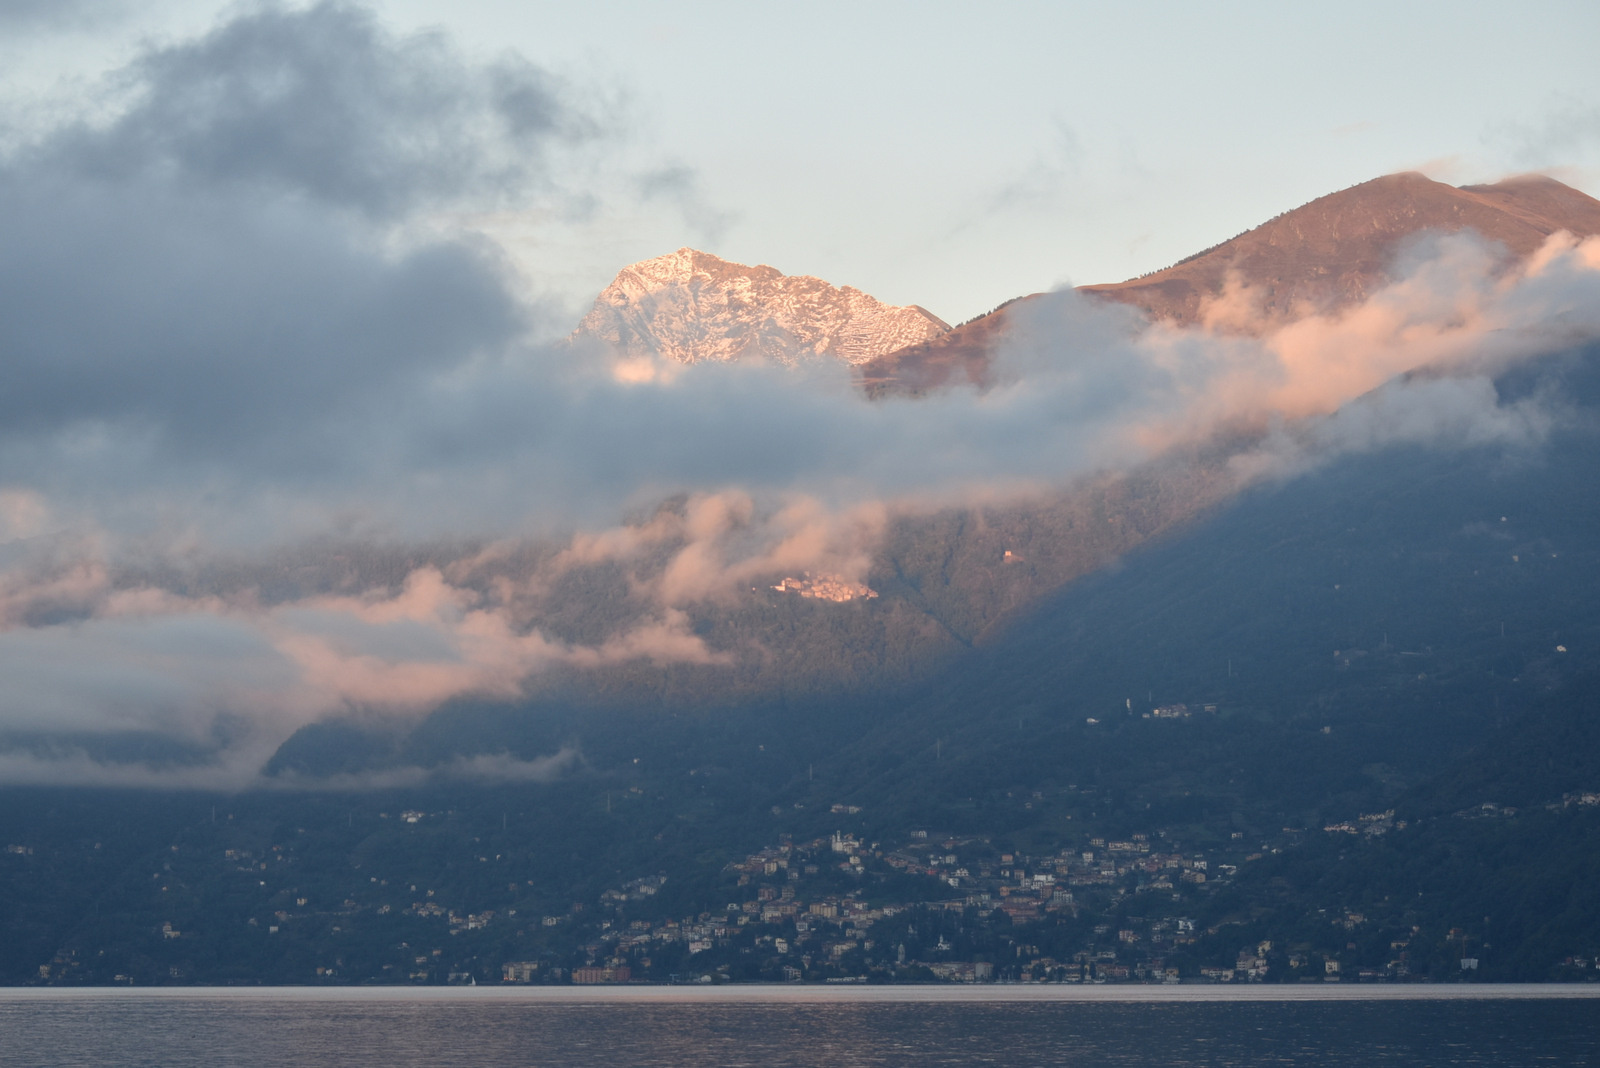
[616,248,781,290]
[571,249,949,367]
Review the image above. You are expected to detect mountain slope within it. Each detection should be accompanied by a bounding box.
[9,347,1600,987]
[1083,172,1600,326]
[849,344,1600,796]
[860,173,1600,396]
[273,343,1600,821]
[570,247,949,366]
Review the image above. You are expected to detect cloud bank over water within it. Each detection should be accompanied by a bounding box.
[2,3,1599,787]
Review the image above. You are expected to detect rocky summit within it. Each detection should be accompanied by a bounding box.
[570,247,949,366]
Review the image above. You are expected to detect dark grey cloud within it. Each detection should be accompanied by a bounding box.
[0,1,609,477]
[47,1,598,219]
[0,173,522,459]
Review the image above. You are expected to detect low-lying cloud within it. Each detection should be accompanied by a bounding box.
[2,3,1599,788]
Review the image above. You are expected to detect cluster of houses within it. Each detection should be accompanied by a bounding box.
[492,798,1600,985]
[769,573,878,602]
[516,824,1238,984]
[1323,810,1399,836]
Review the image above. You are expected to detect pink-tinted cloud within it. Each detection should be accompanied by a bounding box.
[3,225,1600,787]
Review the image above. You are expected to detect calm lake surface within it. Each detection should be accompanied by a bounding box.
[2,986,1598,1067]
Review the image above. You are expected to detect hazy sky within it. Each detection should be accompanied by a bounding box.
[4,0,1597,324]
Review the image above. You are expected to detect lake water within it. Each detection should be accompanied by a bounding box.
[2,986,1598,1066]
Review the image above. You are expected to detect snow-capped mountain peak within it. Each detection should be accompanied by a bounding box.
[571,248,949,366]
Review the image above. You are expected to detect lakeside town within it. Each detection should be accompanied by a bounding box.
[539,824,1223,986]
[14,771,1600,987]
[490,809,1485,987]
[14,786,1600,986]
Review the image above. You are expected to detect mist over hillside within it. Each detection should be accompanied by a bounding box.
[8,338,1600,986]
[4,41,1600,984]
[4,166,1598,789]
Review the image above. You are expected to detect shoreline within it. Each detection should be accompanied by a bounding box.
[3,983,1599,1003]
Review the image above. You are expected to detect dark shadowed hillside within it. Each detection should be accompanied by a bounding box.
[8,344,1600,985]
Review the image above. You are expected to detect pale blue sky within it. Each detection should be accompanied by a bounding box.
[5,0,1598,323]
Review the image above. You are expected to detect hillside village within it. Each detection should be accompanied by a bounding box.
[12,771,1600,987]
[576,827,1224,985]
[514,792,1600,986]
[770,574,879,603]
